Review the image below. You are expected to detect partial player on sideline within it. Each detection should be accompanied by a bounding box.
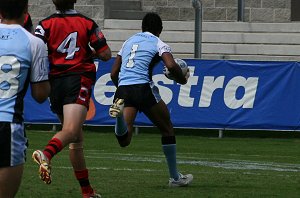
[0,0,50,197]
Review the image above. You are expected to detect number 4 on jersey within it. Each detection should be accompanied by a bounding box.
[57,32,80,60]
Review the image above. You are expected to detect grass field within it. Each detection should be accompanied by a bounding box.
[17,128,300,198]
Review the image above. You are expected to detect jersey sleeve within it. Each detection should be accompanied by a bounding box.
[157,39,172,56]
[117,41,127,56]
[89,22,109,53]
[34,22,47,43]
[30,37,49,83]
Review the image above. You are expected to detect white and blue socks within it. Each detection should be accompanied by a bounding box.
[162,136,179,180]
[115,116,128,137]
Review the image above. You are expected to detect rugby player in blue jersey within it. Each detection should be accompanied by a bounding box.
[0,0,50,197]
[109,12,193,187]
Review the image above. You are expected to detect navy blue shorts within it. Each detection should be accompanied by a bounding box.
[0,122,27,167]
[114,82,161,113]
[49,75,93,115]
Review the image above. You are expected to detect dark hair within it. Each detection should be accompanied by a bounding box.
[0,0,28,19]
[142,12,163,35]
[52,0,76,11]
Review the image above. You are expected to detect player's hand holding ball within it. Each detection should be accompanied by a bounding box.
[163,58,190,83]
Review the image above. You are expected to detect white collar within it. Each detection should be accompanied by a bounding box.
[56,9,78,14]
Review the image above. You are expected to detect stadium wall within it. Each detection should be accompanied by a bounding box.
[28,0,292,28]
[103,19,300,61]
[141,0,291,22]
[28,0,106,27]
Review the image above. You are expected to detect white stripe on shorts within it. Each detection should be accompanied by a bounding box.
[10,123,27,166]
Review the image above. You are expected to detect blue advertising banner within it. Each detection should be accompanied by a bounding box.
[24,58,300,131]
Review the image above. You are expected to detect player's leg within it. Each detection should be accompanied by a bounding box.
[138,84,179,180]
[32,76,64,183]
[0,165,23,198]
[57,104,98,197]
[110,86,137,147]
[145,101,193,186]
[53,104,87,145]
[66,75,100,197]
[111,101,137,147]
[69,146,100,198]
[144,100,179,178]
[32,75,94,192]
[116,106,138,147]
[32,105,86,185]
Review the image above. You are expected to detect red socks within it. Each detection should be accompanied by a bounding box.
[43,138,63,161]
[75,169,93,194]
[43,139,93,194]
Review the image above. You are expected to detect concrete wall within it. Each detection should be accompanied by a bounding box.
[103,19,300,61]
[142,0,291,22]
[26,1,298,62]
[28,0,291,28]
[28,0,106,28]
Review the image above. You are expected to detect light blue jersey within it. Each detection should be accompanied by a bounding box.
[118,32,171,86]
[0,24,49,123]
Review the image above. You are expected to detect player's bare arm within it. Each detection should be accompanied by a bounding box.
[31,81,50,103]
[111,55,122,87]
[96,47,112,62]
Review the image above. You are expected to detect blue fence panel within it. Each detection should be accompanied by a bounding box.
[24,58,300,130]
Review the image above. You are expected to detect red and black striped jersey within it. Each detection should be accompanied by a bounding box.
[35,10,108,79]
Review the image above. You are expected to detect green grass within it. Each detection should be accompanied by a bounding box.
[17,129,300,198]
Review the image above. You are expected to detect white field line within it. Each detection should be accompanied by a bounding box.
[26,149,300,172]
[85,150,300,160]
[29,165,161,172]
[83,152,300,172]
[88,151,299,162]
[26,165,296,178]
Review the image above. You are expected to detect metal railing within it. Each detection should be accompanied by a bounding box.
[238,0,245,21]
[192,0,202,59]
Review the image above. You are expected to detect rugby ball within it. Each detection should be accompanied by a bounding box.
[163,58,188,80]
